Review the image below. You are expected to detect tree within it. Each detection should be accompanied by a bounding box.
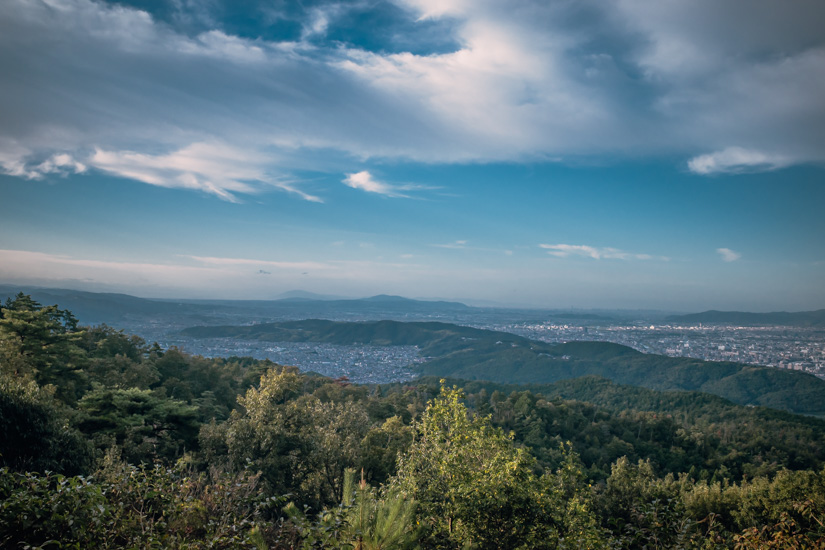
[203,367,370,508]
[0,370,91,474]
[0,293,87,402]
[75,387,199,464]
[390,383,607,549]
[284,468,419,550]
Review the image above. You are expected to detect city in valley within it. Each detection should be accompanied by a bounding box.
[497,323,825,377]
[153,308,825,384]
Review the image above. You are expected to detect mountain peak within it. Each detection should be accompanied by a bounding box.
[361,294,413,302]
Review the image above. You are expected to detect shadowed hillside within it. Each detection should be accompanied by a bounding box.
[181,319,825,416]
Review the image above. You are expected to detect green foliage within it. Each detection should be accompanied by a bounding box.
[390,383,608,549]
[4,295,825,549]
[204,366,371,508]
[0,454,288,549]
[75,386,200,464]
[343,468,419,550]
[403,376,825,481]
[0,467,108,548]
[597,458,692,548]
[284,468,419,550]
[0,370,92,474]
[360,415,413,485]
[0,293,87,402]
[182,317,825,415]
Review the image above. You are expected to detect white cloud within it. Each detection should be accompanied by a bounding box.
[540,244,665,261]
[182,255,333,271]
[717,248,742,262]
[36,153,87,176]
[434,240,468,249]
[688,147,791,175]
[342,171,435,197]
[396,0,470,21]
[0,140,86,179]
[0,0,823,194]
[89,142,321,202]
[343,171,407,197]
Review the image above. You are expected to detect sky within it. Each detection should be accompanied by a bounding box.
[1,0,824,311]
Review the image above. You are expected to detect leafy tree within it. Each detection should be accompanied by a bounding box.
[0,453,288,549]
[0,370,91,474]
[75,387,199,464]
[390,383,607,549]
[597,457,692,549]
[204,367,370,508]
[361,415,413,485]
[0,293,87,401]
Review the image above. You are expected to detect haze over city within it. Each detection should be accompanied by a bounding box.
[2,0,824,311]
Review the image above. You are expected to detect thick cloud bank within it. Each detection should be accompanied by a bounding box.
[1,0,823,199]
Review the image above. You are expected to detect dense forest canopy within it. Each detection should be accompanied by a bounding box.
[1,293,824,548]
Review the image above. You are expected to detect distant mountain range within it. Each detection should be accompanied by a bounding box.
[180,318,825,416]
[667,309,825,327]
[0,285,636,328]
[4,282,822,335]
[0,285,474,327]
[275,290,348,301]
[0,285,222,325]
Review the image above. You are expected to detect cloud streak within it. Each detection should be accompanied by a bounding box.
[0,249,435,297]
[89,142,321,202]
[433,240,468,249]
[342,170,436,198]
[540,244,666,261]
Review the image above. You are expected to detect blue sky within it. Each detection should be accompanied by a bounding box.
[1,0,824,311]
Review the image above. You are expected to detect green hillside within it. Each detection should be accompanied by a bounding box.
[180,318,523,352]
[4,294,825,549]
[182,319,825,415]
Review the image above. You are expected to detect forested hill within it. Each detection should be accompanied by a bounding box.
[182,319,825,415]
[4,293,825,548]
[181,318,524,353]
[417,339,825,415]
[667,308,825,326]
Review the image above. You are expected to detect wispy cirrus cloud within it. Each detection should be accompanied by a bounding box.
[717,248,742,262]
[342,170,434,198]
[89,143,321,202]
[433,240,468,249]
[182,255,334,271]
[540,244,666,261]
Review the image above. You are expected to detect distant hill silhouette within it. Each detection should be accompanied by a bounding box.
[667,309,825,327]
[0,285,221,324]
[0,286,472,326]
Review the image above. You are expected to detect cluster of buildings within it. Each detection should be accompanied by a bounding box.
[169,337,423,384]
[500,322,825,379]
